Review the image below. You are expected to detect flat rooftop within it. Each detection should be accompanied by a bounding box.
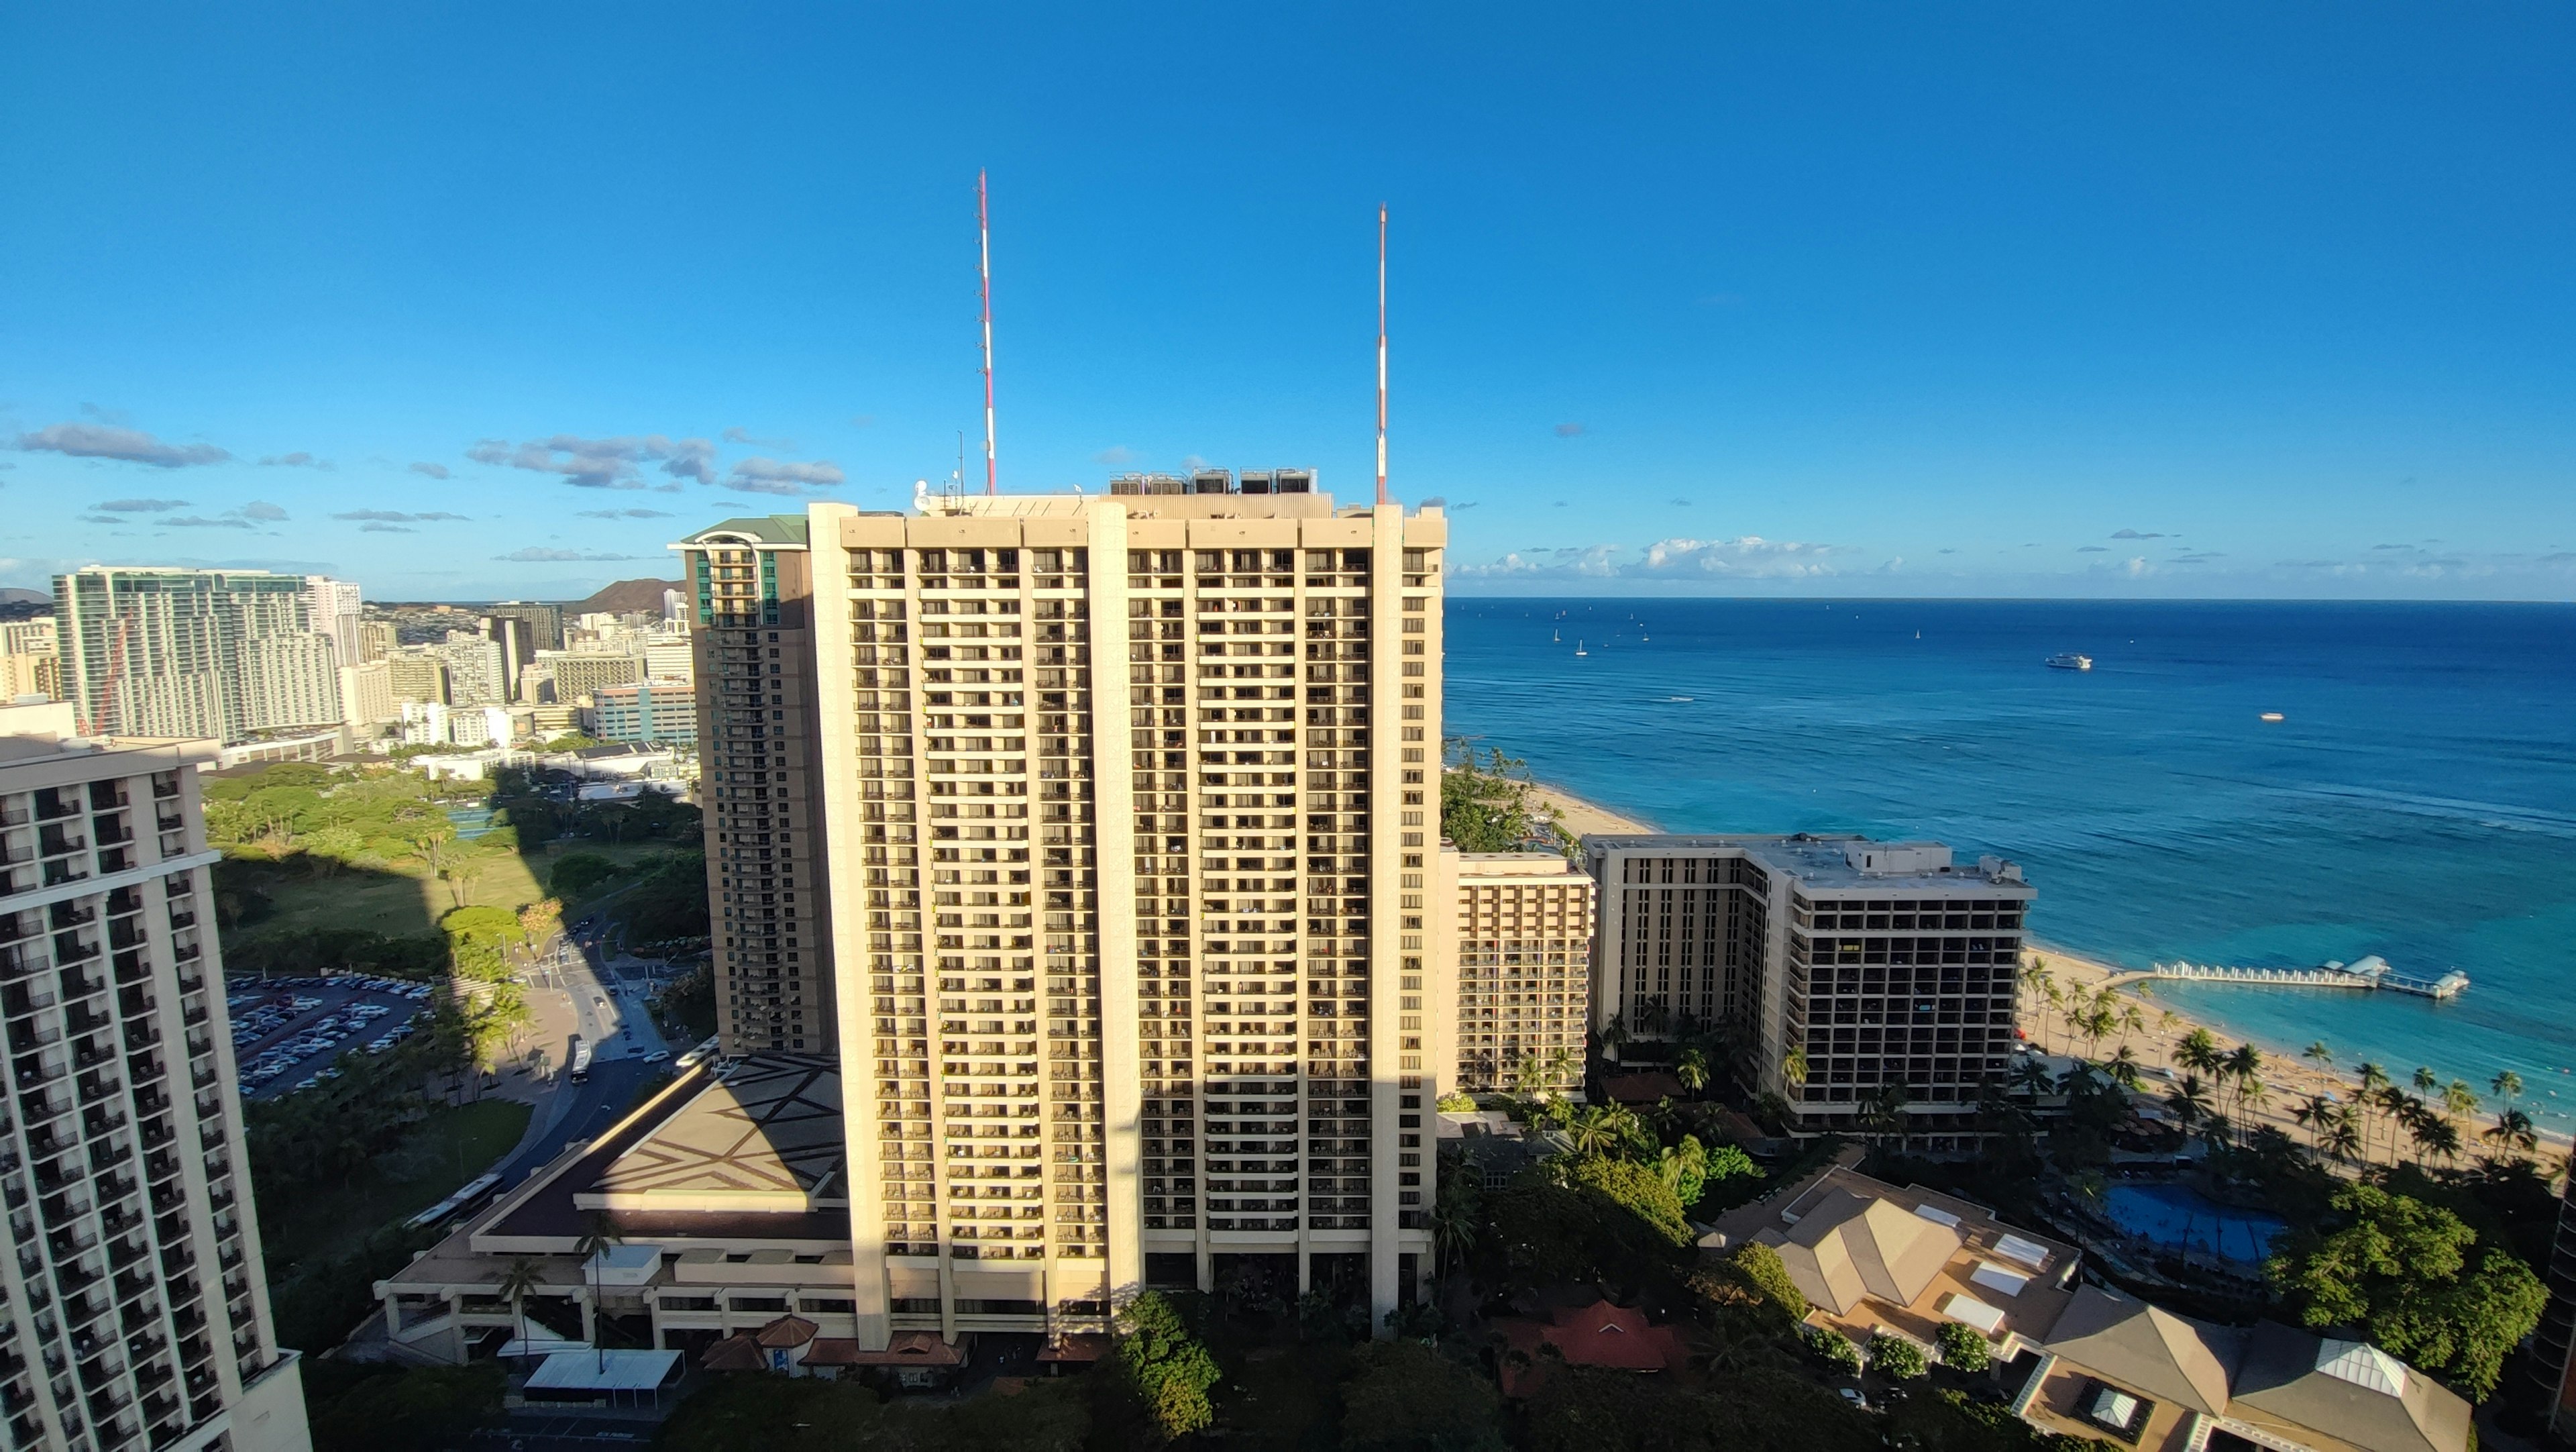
[1585,833,2030,894]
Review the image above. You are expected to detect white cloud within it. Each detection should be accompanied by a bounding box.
[18,422,228,468]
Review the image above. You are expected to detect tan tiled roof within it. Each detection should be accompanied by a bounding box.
[2041,1284,2237,1416]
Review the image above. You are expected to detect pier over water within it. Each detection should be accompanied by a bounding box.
[2106,954,2469,1000]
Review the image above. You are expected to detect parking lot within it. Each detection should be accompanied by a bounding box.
[225,973,433,1098]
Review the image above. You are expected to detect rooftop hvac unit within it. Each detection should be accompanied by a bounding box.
[1191,470,1234,495]
[1142,473,1188,495]
[1275,469,1314,495]
[1108,474,1147,496]
[1238,471,1274,495]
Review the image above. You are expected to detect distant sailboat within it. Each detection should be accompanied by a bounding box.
[1552,629,1560,643]
[1574,640,1588,657]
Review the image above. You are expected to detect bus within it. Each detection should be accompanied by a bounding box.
[401,1172,503,1234]
[567,1035,592,1084]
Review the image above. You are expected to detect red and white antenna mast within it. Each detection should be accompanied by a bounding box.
[979,169,998,496]
[1375,203,1389,507]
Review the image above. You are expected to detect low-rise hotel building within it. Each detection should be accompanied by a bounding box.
[1711,1165,2471,1452]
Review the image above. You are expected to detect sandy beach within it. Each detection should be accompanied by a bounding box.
[1525,778,2566,1170]
[1533,780,1655,837]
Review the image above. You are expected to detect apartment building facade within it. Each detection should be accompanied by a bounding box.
[0,705,309,1451]
[52,570,343,744]
[1446,850,1593,1094]
[1586,835,2032,1149]
[669,481,1450,1339]
[590,678,697,749]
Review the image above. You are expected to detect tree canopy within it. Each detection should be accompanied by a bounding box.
[1109,1291,1222,1444]
[2266,1182,2547,1400]
[1440,741,1567,854]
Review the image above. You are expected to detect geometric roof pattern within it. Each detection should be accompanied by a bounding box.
[1762,1188,1965,1317]
[2039,1284,2238,1418]
[590,1055,844,1210]
[2226,1320,2471,1452]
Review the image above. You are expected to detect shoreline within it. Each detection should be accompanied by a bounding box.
[1522,776,2568,1165]
[2019,941,2573,1163]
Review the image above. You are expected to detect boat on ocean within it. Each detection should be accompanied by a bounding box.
[1574,640,1588,657]
[2259,711,2285,723]
[2045,653,2093,671]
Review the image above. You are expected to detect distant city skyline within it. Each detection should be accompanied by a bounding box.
[3,6,2571,601]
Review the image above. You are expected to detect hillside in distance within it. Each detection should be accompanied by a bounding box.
[570,577,682,615]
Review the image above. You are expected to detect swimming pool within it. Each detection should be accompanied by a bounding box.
[2098,1182,2286,1264]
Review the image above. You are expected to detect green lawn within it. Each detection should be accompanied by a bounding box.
[236,839,669,943]
[262,1098,533,1269]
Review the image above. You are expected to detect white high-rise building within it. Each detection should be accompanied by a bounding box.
[52,570,342,743]
[297,578,361,668]
[0,704,312,1452]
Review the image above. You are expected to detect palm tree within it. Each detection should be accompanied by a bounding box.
[2302,1041,2333,1090]
[1861,1082,1912,1153]
[2290,1094,2335,1154]
[2221,1044,2263,1135]
[2412,1066,2439,1097]
[2008,1057,2055,1098]
[2163,1074,2213,1140]
[574,1211,623,1370]
[1675,1047,1709,1097]
[2105,1045,2144,1092]
[2442,1080,2481,1136]
[1429,1185,1479,1276]
[2321,1108,2363,1165]
[2415,1112,2462,1170]
[1782,1046,1811,1092]
[2484,1108,2538,1155]
[496,1256,544,1355]
[2491,1069,2524,1109]
[2176,1029,2222,1078]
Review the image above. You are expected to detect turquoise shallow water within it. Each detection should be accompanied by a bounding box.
[1446,599,2576,1133]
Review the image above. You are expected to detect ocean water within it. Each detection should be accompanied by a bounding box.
[1446,599,2576,1132]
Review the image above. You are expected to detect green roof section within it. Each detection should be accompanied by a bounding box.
[680,514,810,546]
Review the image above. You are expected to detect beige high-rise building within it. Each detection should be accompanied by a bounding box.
[667,477,1450,1338]
[337,661,395,728]
[0,619,60,703]
[1444,850,1593,1094]
[1585,835,2033,1151]
[384,650,447,707]
[0,705,311,1452]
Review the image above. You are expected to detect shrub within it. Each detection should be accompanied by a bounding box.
[1731,1241,1808,1321]
[1868,1331,1928,1379]
[1935,1320,1991,1372]
[1801,1323,1862,1372]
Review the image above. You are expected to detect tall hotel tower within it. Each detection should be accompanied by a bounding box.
[674,475,1449,1332]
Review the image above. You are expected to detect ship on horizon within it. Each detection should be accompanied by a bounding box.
[2045,652,2094,671]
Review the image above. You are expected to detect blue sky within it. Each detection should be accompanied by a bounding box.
[3,4,2571,601]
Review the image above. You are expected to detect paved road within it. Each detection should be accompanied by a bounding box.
[486,917,678,1190]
